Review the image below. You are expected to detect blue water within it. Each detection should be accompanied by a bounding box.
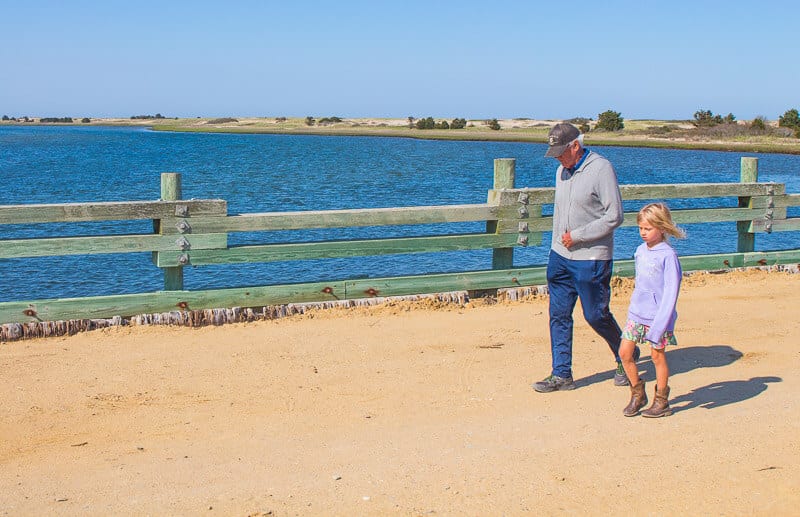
[1,125,799,302]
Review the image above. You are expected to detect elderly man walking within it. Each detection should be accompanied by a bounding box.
[533,123,639,393]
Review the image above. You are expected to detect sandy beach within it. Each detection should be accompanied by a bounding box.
[1,268,798,516]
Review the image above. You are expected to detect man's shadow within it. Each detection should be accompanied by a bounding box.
[576,345,782,412]
[576,345,743,387]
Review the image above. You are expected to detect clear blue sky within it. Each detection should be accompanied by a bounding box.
[2,0,798,121]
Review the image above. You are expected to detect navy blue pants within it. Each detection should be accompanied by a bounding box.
[547,250,622,378]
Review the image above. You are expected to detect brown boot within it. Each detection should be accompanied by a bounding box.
[623,381,647,417]
[642,385,672,418]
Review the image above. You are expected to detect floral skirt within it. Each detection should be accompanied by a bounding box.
[622,319,677,350]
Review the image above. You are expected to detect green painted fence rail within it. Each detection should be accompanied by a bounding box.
[1,157,800,331]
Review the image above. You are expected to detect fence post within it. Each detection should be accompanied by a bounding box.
[160,173,184,290]
[490,158,516,269]
[737,157,759,253]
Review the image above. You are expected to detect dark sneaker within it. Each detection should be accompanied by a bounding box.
[532,374,575,393]
[614,362,630,386]
[614,345,641,386]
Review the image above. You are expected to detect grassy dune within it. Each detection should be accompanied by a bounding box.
[6,116,800,154]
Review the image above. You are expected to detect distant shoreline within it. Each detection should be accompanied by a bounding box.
[3,116,800,155]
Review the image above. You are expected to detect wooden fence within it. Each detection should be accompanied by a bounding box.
[2,156,799,339]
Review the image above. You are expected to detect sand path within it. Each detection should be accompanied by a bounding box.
[1,269,798,516]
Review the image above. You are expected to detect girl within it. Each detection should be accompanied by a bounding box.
[620,203,685,417]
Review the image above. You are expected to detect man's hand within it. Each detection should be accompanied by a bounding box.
[561,231,574,249]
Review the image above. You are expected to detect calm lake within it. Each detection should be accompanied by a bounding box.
[2,125,799,302]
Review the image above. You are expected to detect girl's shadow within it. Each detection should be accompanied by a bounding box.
[669,376,781,412]
[577,344,781,413]
[655,346,781,412]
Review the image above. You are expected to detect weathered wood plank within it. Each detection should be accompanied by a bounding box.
[748,195,794,209]
[493,189,554,205]
[155,233,520,267]
[0,200,227,225]
[750,218,800,232]
[612,249,800,277]
[489,159,517,270]
[343,269,548,299]
[494,182,784,207]
[159,173,185,291]
[781,193,800,207]
[497,217,552,233]
[496,207,776,234]
[624,206,774,226]
[4,248,800,324]
[0,233,227,259]
[157,204,498,234]
[0,184,784,228]
[0,267,554,324]
[618,182,783,199]
[0,285,326,324]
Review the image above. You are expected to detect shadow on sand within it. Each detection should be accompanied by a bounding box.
[669,376,782,412]
[575,345,781,413]
[575,344,744,387]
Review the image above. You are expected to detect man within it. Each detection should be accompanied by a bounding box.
[533,122,639,393]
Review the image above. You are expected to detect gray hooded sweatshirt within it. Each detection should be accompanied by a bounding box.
[550,150,623,261]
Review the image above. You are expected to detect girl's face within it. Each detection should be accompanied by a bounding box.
[638,219,664,248]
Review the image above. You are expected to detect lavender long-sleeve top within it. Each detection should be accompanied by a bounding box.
[626,241,683,343]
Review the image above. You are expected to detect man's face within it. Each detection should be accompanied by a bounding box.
[555,140,581,168]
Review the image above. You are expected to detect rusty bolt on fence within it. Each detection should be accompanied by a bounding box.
[321,286,340,300]
[22,306,41,321]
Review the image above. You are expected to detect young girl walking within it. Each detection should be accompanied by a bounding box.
[620,203,685,417]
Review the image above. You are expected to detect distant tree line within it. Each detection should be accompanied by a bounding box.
[410,117,470,130]
[561,107,800,139]
[692,110,736,127]
[2,108,799,139]
[688,108,800,137]
[39,117,74,123]
[563,111,625,132]
[318,116,343,125]
[2,115,90,123]
[131,114,166,120]
[304,116,343,126]
[2,115,32,122]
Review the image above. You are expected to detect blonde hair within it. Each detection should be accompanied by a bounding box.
[637,202,686,240]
